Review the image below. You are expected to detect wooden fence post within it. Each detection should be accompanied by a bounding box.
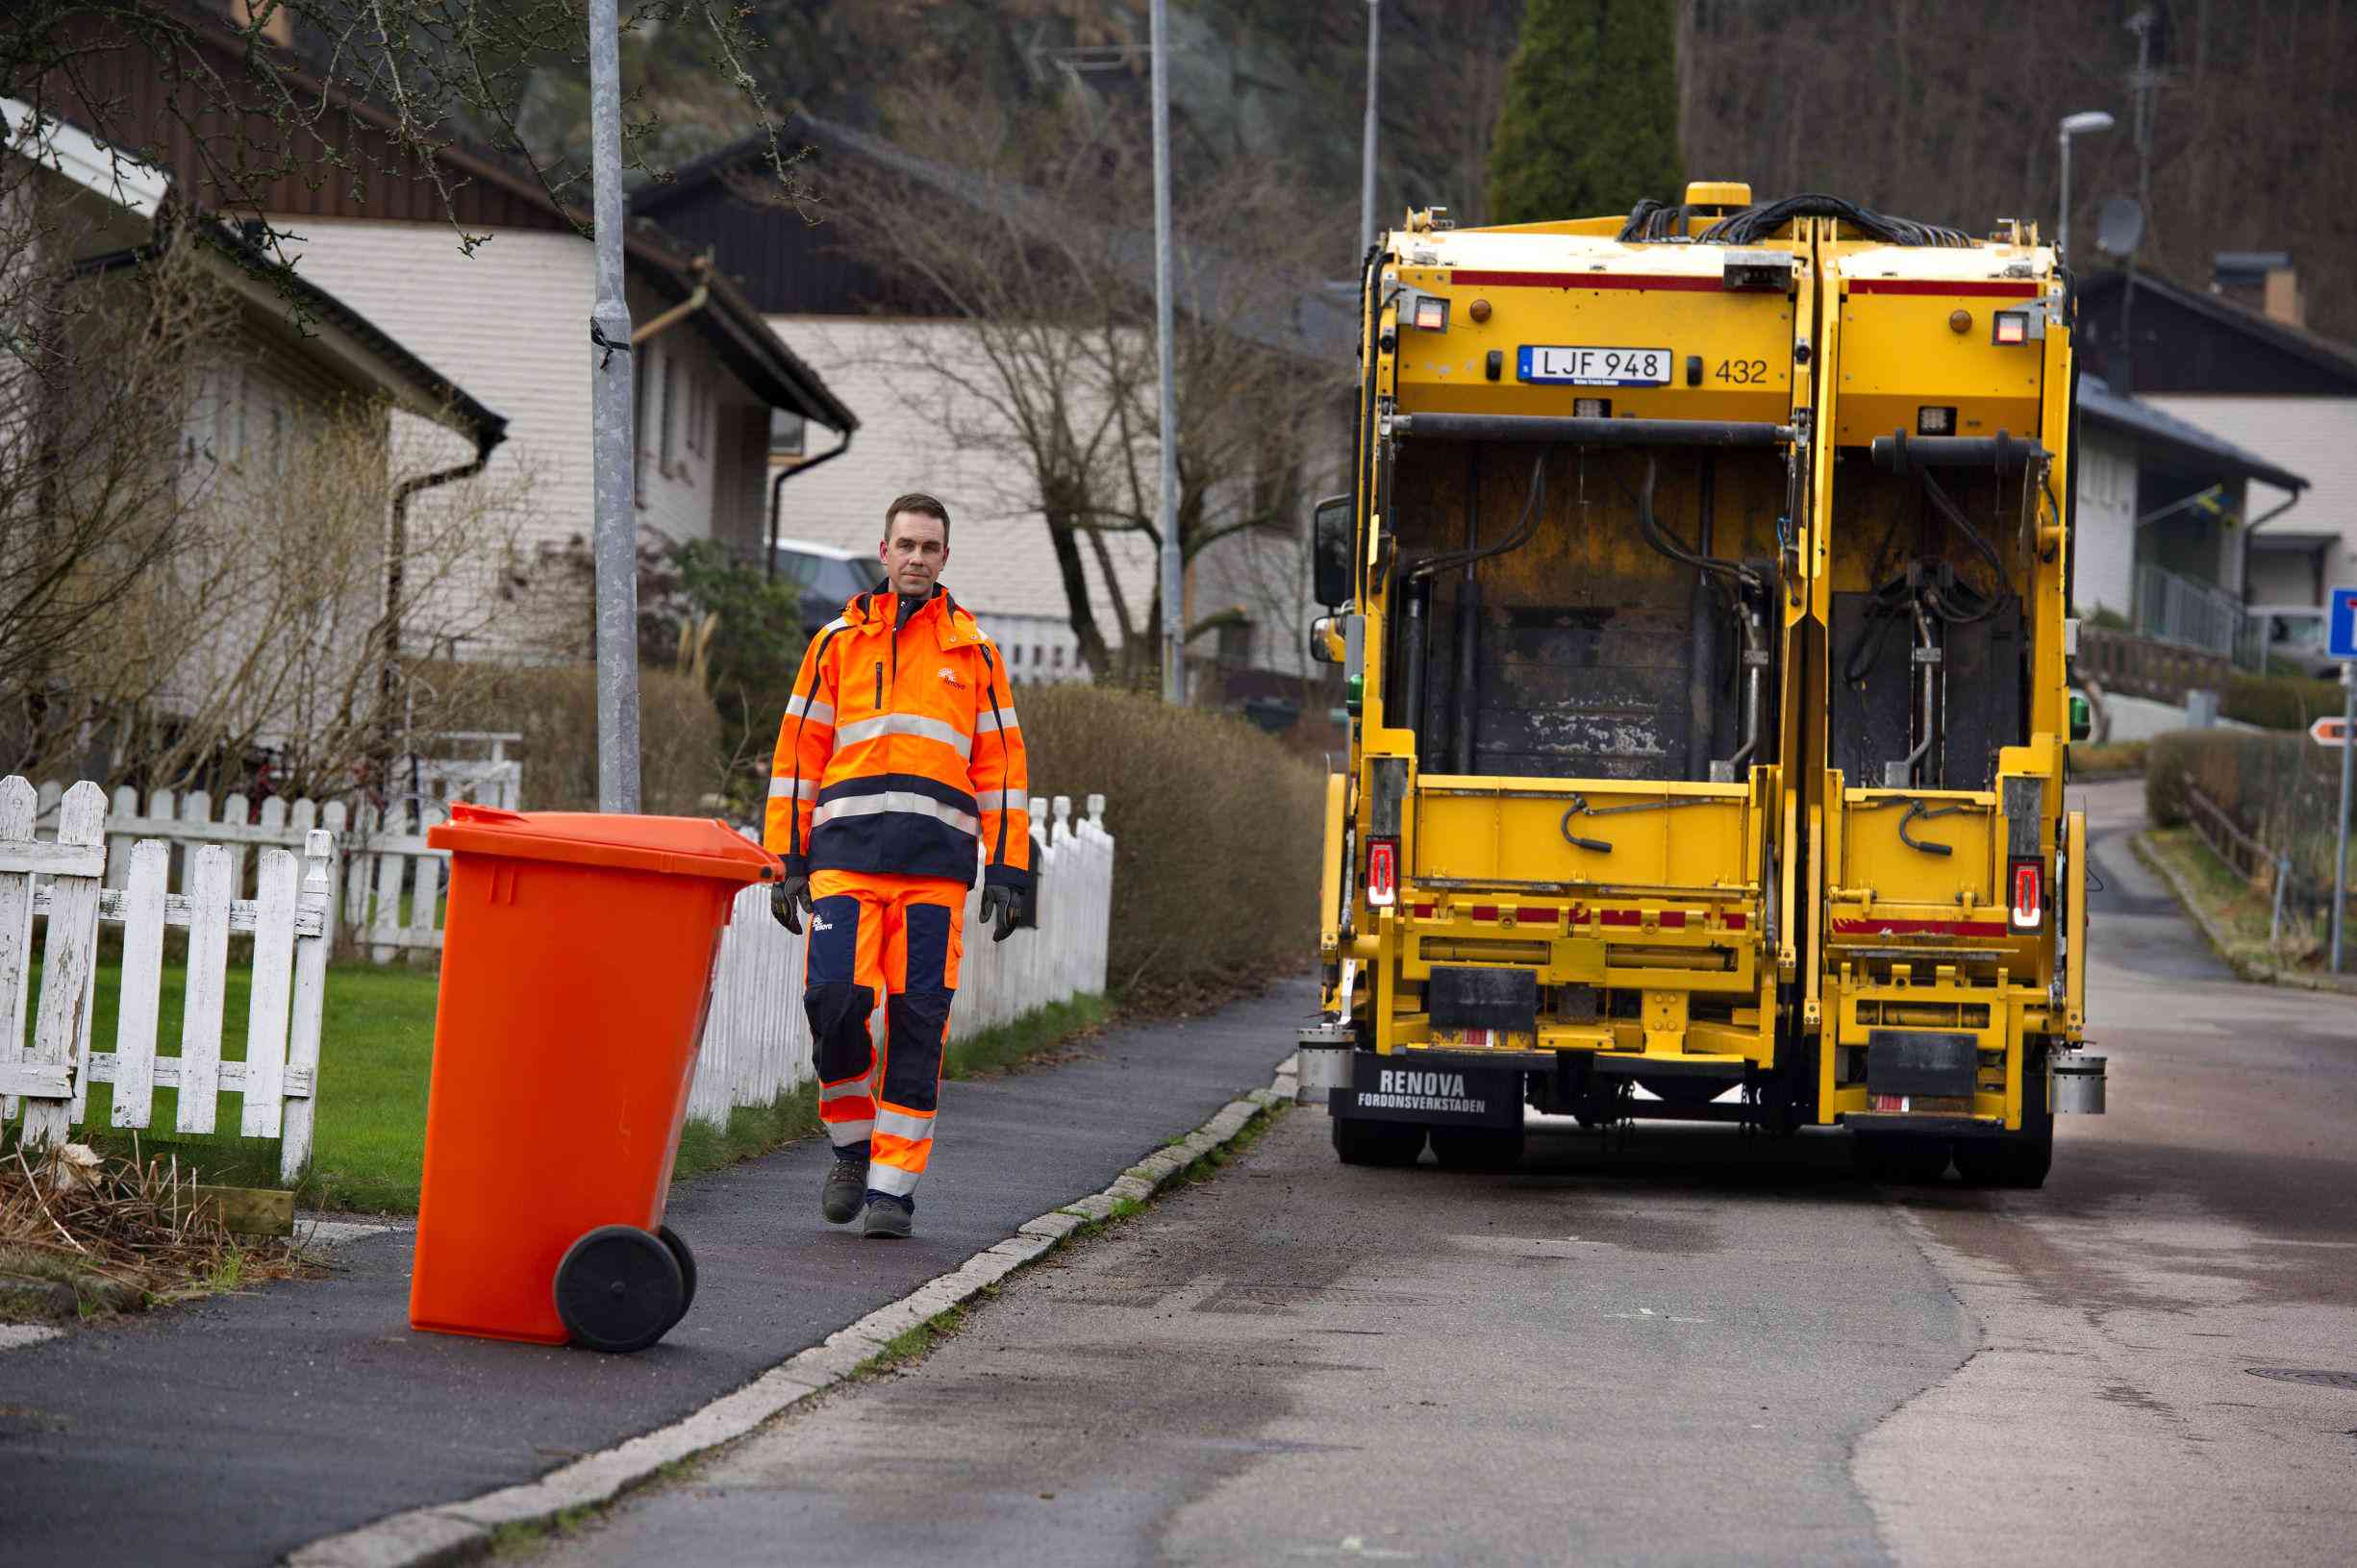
[0,776,38,1123]
[21,782,108,1147]
[280,829,338,1182]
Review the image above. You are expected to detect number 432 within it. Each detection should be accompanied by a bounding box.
[1715,359,1770,384]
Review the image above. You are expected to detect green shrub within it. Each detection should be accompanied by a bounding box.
[2223,670,2345,732]
[1019,684,1324,993]
[2069,738,2146,776]
[2145,728,2347,890]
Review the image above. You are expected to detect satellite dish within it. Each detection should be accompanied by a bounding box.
[2096,197,2144,259]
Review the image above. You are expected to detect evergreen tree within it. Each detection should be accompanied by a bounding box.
[1486,0,1684,226]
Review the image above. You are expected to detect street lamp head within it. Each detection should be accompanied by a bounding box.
[2061,111,2117,137]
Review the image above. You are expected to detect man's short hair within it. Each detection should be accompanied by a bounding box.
[885,492,951,545]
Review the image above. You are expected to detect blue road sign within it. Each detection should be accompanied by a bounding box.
[2332,585,2357,661]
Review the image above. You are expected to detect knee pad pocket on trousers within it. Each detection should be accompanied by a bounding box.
[882,988,953,1112]
[805,895,862,983]
[901,903,955,991]
[806,982,877,1082]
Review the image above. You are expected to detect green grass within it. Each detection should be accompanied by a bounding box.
[2140,825,2327,971]
[13,958,441,1212]
[13,961,1112,1213]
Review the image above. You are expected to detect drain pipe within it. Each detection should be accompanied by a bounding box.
[765,425,856,580]
[375,423,508,804]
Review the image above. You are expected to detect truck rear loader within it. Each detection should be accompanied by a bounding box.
[1298,183,2107,1183]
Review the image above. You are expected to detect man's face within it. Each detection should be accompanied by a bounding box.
[881,510,948,596]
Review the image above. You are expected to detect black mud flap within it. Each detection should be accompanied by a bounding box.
[1336,1054,1521,1128]
[1866,1030,1978,1098]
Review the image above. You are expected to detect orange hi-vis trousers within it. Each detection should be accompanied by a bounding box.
[805,869,966,1202]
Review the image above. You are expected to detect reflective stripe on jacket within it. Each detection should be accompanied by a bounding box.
[764,586,1031,890]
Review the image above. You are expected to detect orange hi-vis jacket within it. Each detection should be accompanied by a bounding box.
[765,585,1031,893]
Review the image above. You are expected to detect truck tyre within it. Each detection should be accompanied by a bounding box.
[1429,1124,1526,1172]
[1332,1115,1425,1167]
[1853,1132,1952,1183]
[1955,1062,2054,1188]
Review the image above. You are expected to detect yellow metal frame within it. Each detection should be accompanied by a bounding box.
[1320,197,2089,1127]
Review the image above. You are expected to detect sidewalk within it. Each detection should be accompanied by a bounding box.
[0,983,1306,1568]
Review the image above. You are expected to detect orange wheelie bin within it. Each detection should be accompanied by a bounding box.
[409,804,779,1353]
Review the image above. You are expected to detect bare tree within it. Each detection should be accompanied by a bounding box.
[810,94,1350,685]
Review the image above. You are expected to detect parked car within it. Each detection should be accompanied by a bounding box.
[2250,606,2343,679]
[773,538,882,633]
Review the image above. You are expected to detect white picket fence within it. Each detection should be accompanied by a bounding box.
[25,780,463,963]
[687,794,1116,1128]
[0,778,336,1182]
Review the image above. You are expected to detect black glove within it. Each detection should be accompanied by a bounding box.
[980,884,1021,943]
[770,874,813,934]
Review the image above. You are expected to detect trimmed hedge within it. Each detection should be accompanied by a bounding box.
[443,662,727,815]
[1019,684,1324,993]
[2145,729,2347,891]
[2224,671,2346,732]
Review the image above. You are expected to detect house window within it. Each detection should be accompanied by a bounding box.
[1051,646,1064,668]
[770,409,806,459]
[687,372,707,458]
[659,352,677,474]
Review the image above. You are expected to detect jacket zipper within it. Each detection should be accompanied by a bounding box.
[873,659,884,711]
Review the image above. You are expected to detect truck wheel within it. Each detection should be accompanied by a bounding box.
[1853,1132,1952,1183]
[1429,1124,1526,1172]
[1332,1116,1426,1167]
[1955,1067,2055,1189]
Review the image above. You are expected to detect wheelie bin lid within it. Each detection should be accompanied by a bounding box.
[426,803,782,883]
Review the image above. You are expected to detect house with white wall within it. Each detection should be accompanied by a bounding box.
[2070,372,2306,656]
[30,4,857,668]
[3,94,511,782]
[2079,263,2357,646]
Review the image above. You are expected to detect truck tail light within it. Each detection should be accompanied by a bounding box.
[1993,310,2031,345]
[1366,836,1399,908]
[2009,858,2044,931]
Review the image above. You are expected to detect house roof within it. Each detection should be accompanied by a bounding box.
[2077,269,2357,394]
[8,93,505,450]
[633,116,1357,365]
[2077,372,2308,493]
[27,5,856,435]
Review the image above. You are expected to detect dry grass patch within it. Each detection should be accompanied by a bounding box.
[0,1142,321,1325]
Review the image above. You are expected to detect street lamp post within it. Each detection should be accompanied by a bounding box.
[2057,110,2115,258]
[1150,0,1183,705]
[1359,0,1380,259]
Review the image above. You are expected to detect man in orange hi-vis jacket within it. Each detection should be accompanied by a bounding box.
[765,492,1030,1239]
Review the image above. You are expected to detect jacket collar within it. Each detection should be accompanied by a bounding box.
[841,585,982,650]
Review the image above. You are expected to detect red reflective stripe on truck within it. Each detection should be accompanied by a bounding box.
[1446,270,1724,292]
[1847,280,2039,297]
[1722,912,1747,930]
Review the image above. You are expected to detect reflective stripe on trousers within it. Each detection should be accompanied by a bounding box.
[803,868,966,1201]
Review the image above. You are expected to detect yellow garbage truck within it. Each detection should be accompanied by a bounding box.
[1297,184,2105,1183]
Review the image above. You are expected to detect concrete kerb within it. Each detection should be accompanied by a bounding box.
[285,1055,1298,1568]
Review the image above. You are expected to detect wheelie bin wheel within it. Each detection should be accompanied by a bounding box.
[1332,1116,1426,1167]
[658,1224,698,1326]
[554,1226,685,1354]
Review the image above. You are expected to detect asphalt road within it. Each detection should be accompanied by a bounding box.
[532,778,2357,1567]
[0,986,1302,1567]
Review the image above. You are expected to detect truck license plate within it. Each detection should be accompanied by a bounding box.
[1518,344,1672,386]
[1428,1027,1538,1052]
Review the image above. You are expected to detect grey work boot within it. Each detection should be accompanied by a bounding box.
[821,1158,866,1225]
[860,1195,915,1239]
